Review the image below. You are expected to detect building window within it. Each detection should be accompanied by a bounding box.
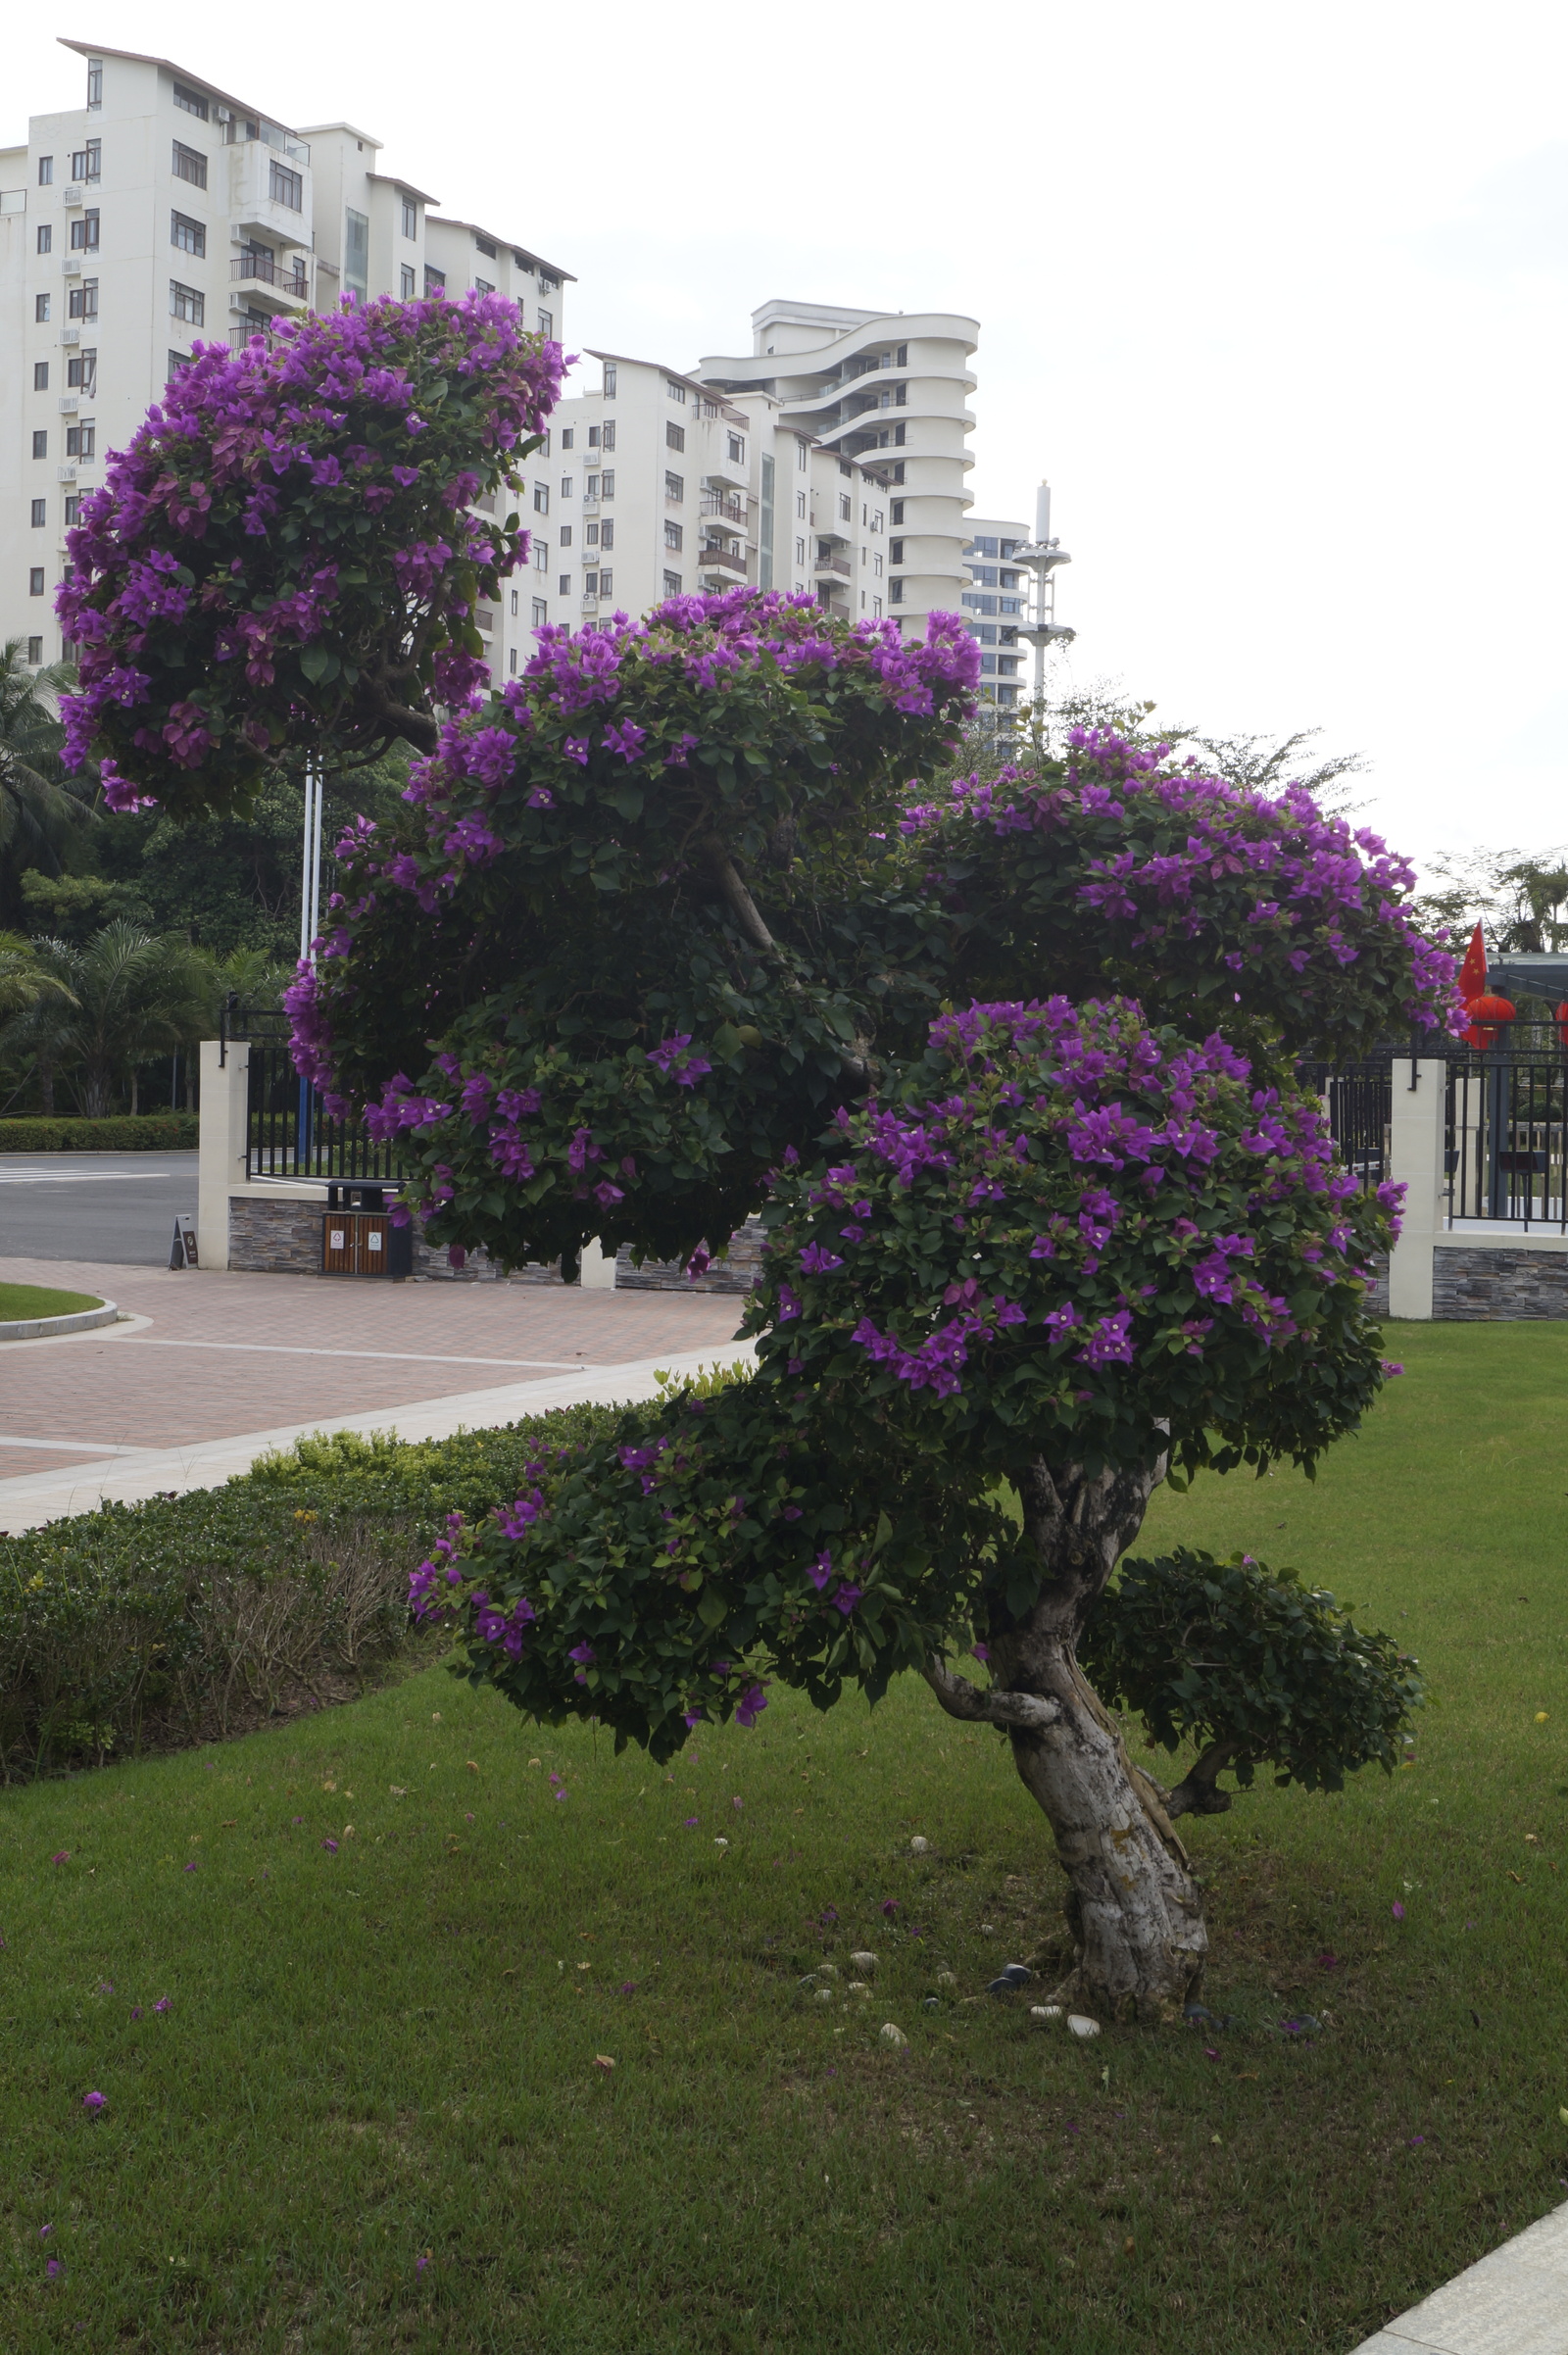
[29,569,45,596]
[65,495,80,525]
[890,540,904,565]
[401,194,417,238]
[894,383,906,407]
[33,362,48,390]
[662,469,683,504]
[32,431,47,459]
[873,553,883,577]
[474,278,495,296]
[533,483,549,514]
[424,264,446,297]
[666,378,687,403]
[587,426,600,448]
[890,580,905,604]
[170,279,204,325]
[71,210,100,252]
[173,81,209,120]
[665,421,685,453]
[533,543,548,572]
[561,524,573,547]
[727,432,745,464]
[70,277,98,319]
[795,489,806,519]
[271,161,303,210]
[796,438,808,470]
[599,570,612,597]
[171,210,205,256]
[894,423,906,446]
[67,421,95,459]
[601,470,614,499]
[896,343,907,367]
[344,208,368,302]
[538,309,553,338]
[72,140,101,181]
[584,522,598,546]
[559,573,570,595]
[532,598,548,628]
[601,420,615,452]
[37,223,52,254]
[35,294,51,322]
[86,58,103,108]
[838,493,851,522]
[664,519,683,552]
[662,569,682,597]
[69,350,97,394]
[890,500,905,526]
[561,428,574,451]
[794,537,807,566]
[891,463,905,485]
[172,139,207,189]
[395,264,412,300]
[30,500,46,527]
[560,477,573,500]
[603,363,616,397]
[38,155,54,185]
[980,654,997,675]
[584,570,599,596]
[600,519,614,551]
[26,635,44,663]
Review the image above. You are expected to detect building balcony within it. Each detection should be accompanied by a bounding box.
[231,253,309,305]
[812,554,852,581]
[704,453,749,492]
[700,492,746,525]
[698,543,747,576]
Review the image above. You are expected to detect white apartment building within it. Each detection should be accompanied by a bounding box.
[697,300,978,638]
[961,516,1030,710]
[0,40,569,681]
[535,351,899,654]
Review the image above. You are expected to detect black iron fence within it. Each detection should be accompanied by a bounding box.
[1445,1051,1568,1231]
[225,1006,403,1187]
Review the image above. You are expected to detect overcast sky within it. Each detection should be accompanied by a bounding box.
[12,3,1566,878]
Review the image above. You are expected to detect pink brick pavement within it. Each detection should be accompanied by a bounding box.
[0,1256,747,1481]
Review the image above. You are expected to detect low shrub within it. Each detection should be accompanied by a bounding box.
[0,1112,201,1153]
[0,1400,619,1778]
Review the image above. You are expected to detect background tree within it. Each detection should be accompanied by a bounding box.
[1413,847,1568,962]
[0,922,214,1116]
[0,642,98,925]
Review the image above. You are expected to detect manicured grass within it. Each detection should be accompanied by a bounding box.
[2,1322,1566,2351]
[0,1282,105,1324]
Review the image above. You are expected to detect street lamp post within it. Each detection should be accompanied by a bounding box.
[297,759,323,1172]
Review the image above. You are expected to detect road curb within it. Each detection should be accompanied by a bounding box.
[0,1300,118,1343]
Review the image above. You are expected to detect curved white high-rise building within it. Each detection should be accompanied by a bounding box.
[697,298,976,634]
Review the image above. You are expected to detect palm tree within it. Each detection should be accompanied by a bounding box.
[0,930,75,1018]
[0,639,98,877]
[1,922,215,1117]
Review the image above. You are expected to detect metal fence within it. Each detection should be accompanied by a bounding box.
[1446,1050,1568,1231]
[230,1011,403,1186]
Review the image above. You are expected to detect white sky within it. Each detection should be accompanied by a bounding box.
[12,3,1566,879]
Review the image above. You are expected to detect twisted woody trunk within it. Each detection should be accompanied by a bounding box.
[923,1447,1206,2022]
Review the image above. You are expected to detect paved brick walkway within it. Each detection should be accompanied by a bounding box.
[0,1255,747,1483]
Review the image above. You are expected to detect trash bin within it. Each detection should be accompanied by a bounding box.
[321,1186,413,1279]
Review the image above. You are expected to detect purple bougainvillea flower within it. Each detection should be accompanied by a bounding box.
[51,1851,70,1865]
[971,1643,991,1663]
[153,1997,171,2013]
[1408,2134,1425,2145]
[683,1816,699,1828]
[81,2091,107,2112]
[184,1861,199,1872]
[620,1980,637,1993]
[416,2254,431,2275]
[130,2007,143,2021]
[1203,2046,1219,2060]
[322,1839,339,1854]
[46,2259,63,2280]
[1392,1900,1405,1921]
[98,1982,114,1994]
[292,1815,303,1825]
[39,2225,53,2239]
[1316,1950,1341,1970]
[732,1795,743,1812]
[881,1898,900,1918]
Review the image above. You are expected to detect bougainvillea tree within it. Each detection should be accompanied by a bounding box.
[56,292,561,815]
[60,311,1456,2015]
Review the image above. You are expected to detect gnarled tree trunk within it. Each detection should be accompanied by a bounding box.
[924,1447,1206,2022]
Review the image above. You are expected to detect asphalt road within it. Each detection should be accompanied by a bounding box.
[0,1153,202,1265]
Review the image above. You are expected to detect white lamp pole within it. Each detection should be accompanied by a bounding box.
[1012,480,1076,706]
[298,759,323,966]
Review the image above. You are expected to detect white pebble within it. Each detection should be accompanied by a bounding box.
[1067,2014,1102,2039]
[814,1987,835,2003]
[879,2022,908,2047]
[1029,2005,1064,2023]
[849,1950,877,1973]
[936,1970,957,1987]
[713,1837,729,1848]
[817,1963,838,1978]
[847,1981,870,1995]
[909,1836,930,1854]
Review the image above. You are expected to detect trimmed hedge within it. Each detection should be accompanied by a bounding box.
[0,1112,201,1153]
[0,1404,618,1778]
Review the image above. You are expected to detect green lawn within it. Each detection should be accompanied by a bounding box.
[2,1322,1566,2352]
[0,1283,105,1324]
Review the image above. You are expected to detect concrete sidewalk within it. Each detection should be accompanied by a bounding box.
[0,1340,755,1531]
[1349,2197,1568,2354]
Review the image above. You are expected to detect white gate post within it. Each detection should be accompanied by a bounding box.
[1386,1052,1446,1321]
[197,1038,250,1272]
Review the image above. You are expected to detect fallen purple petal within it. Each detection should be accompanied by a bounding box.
[81,2090,107,2112]
[1392,1900,1405,1921]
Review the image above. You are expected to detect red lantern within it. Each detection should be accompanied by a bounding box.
[1465,991,1516,1050]
[1555,1001,1568,1051]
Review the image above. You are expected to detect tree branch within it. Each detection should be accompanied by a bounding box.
[922,1656,1063,1732]
[1165,1739,1243,1818]
[703,836,872,1084]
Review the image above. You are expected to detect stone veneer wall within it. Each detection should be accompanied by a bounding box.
[1432,1245,1568,1321]
[227,1195,767,1295]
